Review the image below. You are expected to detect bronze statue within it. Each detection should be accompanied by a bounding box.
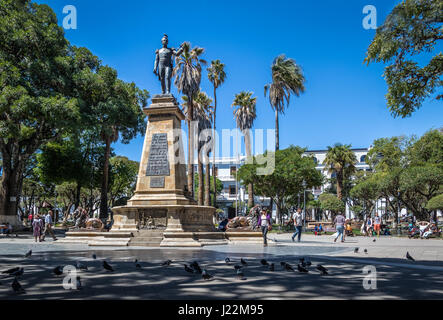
[153,34,184,95]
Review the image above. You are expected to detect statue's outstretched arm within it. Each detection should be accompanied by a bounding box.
[174,43,184,57]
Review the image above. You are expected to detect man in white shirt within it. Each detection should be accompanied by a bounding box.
[41,211,57,241]
[291,208,303,242]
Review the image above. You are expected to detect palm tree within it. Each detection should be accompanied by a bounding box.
[264,54,305,151]
[174,42,206,199]
[207,60,226,207]
[323,143,357,201]
[232,91,257,208]
[182,92,213,205]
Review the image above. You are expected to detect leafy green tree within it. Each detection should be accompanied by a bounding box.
[407,128,443,165]
[349,173,380,220]
[364,0,442,117]
[232,91,257,208]
[0,1,81,219]
[108,156,139,207]
[207,60,226,206]
[318,193,345,219]
[264,55,305,151]
[323,144,357,201]
[426,193,443,211]
[174,42,206,199]
[238,146,323,224]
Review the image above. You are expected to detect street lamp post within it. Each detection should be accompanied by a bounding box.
[397,190,401,236]
[302,180,307,228]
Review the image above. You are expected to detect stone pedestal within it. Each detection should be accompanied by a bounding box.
[111,95,219,247]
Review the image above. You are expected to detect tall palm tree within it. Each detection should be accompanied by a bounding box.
[207,60,226,207]
[323,143,357,201]
[264,54,305,151]
[182,92,213,205]
[232,91,257,208]
[174,42,206,199]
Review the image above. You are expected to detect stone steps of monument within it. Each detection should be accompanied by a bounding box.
[129,241,162,247]
[88,237,131,246]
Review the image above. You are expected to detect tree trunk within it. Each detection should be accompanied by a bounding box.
[0,151,22,219]
[198,145,204,205]
[75,182,81,210]
[244,129,254,208]
[204,151,211,206]
[187,97,195,200]
[275,108,279,151]
[99,136,111,219]
[336,170,343,201]
[212,87,218,207]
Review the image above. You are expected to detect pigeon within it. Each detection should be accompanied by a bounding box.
[354,247,359,253]
[406,252,415,262]
[24,250,32,258]
[299,258,306,267]
[184,264,194,273]
[316,264,328,275]
[260,259,269,266]
[103,261,114,272]
[364,249,368,254]
[202,269,214,281]
[240,258,248,266]
[12,277,25,294]
[161,259,172,266]
[280,261,287,268]
[76,276,82,290]
[10,268,24,277]
[297,264,309,273]
[76,261,88,271]
[225,257,231,264]
[373,239,376,242]
[190,261,202,274]
[269,263,275,271]
[135,262,142,270]
[92,254,97,260]
[234,265,243,270]
[284,263,294,272]
[236,268,247,280]
[2,267,20,275]
[305,258,312,267]
[53,266,63,276]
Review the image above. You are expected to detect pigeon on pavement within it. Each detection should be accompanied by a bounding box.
[354,247,359,253]
[190,261,202,274]
[10,268,24,277]
[236,268,247,280]
[240,258,248,266]
[269,263,275,271]
[284,263,295,272]
[260,259,269,266]
[161,259,172,266]
[202,269,214,281]
[364,249,368,254]
[297,264,309,273]
[25,250,32,258]
[184,264,194,273]
[92,254,97,260]
[406,252,415,261]
[225,257,231,264]
[103,261,114,272]
[12,277,25,294]
[53,266,63,276]
[2,267,20,275]
[234,265,243,270]
[316,265,328,275]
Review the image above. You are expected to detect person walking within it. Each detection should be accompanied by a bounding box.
[41,211,57,241]
[258,209,272,247]
[366,216,373,237]
[373,213,381,238]
[333,213,346,243]
[291,208,303,242]
[32,215,43,243]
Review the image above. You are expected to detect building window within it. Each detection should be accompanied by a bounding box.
[229,185,236,196]
[313,157,318,164]
[360,155,366,163]
[230,166,237,176]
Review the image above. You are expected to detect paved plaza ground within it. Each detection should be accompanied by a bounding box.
[1,233,443,300]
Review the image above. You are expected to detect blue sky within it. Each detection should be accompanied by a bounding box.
[40,0,443,161]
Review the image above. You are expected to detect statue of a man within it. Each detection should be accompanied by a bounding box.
[153,34,184,95]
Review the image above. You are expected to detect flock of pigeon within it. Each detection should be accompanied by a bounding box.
[1,245,417,295]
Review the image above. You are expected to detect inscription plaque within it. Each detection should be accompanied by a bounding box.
[150,176,165,188]
[146,133,170,176]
